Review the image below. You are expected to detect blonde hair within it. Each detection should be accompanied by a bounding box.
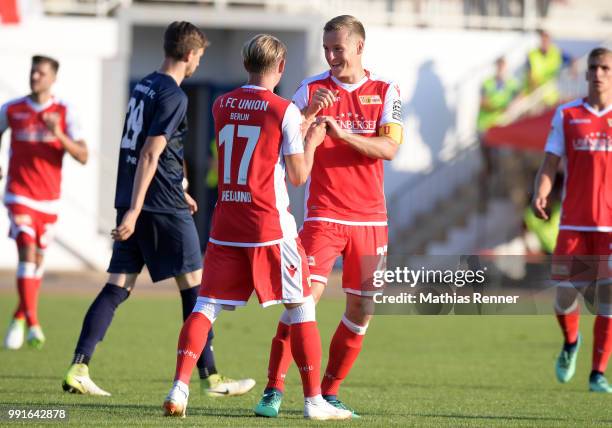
[324,15,366,40]
[242,34,287,74]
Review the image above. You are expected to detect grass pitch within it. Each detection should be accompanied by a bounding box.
[0,291,611,427]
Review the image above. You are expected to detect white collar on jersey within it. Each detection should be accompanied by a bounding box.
[582,100,612,117]
[25,96,55,112]
[330,73,369,93]
[241,85,267,91]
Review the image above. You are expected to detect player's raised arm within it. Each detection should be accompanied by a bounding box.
[42,111,88,164]
[285,120,327,186]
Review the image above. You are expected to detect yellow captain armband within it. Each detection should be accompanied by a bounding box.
[378,123,403,144]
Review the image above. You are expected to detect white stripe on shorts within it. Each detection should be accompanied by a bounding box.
[280,239,304,303]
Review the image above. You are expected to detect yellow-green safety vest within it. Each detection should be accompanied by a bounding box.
[477,76,519,132]
[527,45,562,106]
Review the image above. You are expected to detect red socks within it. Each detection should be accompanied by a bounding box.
[556,306,580,345]
[174,312,211,384]
[592,315,612,373]
[266,321,293,392]
[289,321,322,397]
[13,263,41,327]
[321,318,366,396]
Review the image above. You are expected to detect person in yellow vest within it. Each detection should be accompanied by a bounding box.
[526,29,573,106]
[478,56,520,134]
[477,56,520,210]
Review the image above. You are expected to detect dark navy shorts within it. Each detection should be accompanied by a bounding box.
[107,209,202,282]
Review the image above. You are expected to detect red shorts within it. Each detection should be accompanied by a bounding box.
[199,239,311,307]
[552,230,612,285]
[6,203,58,250]
[299,220,388,296]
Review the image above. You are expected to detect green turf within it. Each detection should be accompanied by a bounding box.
[0,293,610,427]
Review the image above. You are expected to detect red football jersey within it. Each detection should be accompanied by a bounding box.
[209,85,304,246]
[0,96,82,214]
[293,70,402,224]
[545,98,612,231]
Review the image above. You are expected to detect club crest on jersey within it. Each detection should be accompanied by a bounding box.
[359,95,382,105]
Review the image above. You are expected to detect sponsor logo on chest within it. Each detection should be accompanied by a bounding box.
[572,131,612,152]
[359,95,382,105]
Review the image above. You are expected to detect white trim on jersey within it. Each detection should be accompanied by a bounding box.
[304,217,388,226]
[25,97,54,112]
[559,225,612,232]
[279,239,304,303]
[241,85,267,91]
[261,297,308,308]
[274,148,299,240]
[209,237,287,247]
[9,222,35,240]
[63,100,85,141]
[330,74,369,93]
[197,296,248,307]
[544,99,583,157]
[380,81,403,127]
[310,274,328,284]
[281,103,304,155]
[3,192,60,215]
[583,101,612,117]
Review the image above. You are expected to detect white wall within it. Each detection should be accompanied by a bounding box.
[362,27,537,198]
[0,16,540,271]
[0,17,119,270]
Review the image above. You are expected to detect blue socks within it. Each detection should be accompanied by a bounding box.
[73,283,129,364]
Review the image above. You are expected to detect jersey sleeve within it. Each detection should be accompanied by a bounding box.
[148,88,188,140]
[65,103,85,141]
[0,102,8,133]
[281,103,304,155]
[544,106,565,157]
[380,82,403,126]
[291,83,309,111]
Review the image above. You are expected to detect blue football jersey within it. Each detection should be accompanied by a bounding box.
[114,71,189,213]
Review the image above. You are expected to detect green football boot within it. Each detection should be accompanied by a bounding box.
[254,389,283,417]
[589,373,612,393]
[556,334,581,383]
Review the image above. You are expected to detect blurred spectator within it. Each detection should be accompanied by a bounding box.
[477,56,520,210]
[525,29,575,106]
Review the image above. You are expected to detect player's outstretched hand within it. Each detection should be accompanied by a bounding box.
[531,195,549,220]
[318,116,345,140]
[305,88,338,119]
[42,112,62,136]
[112,209,139,241]
[185,192,198,215]
[305,120,327,147]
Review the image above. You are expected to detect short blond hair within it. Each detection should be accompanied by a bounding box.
[324,15,366,40]
[242,34,287,74]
